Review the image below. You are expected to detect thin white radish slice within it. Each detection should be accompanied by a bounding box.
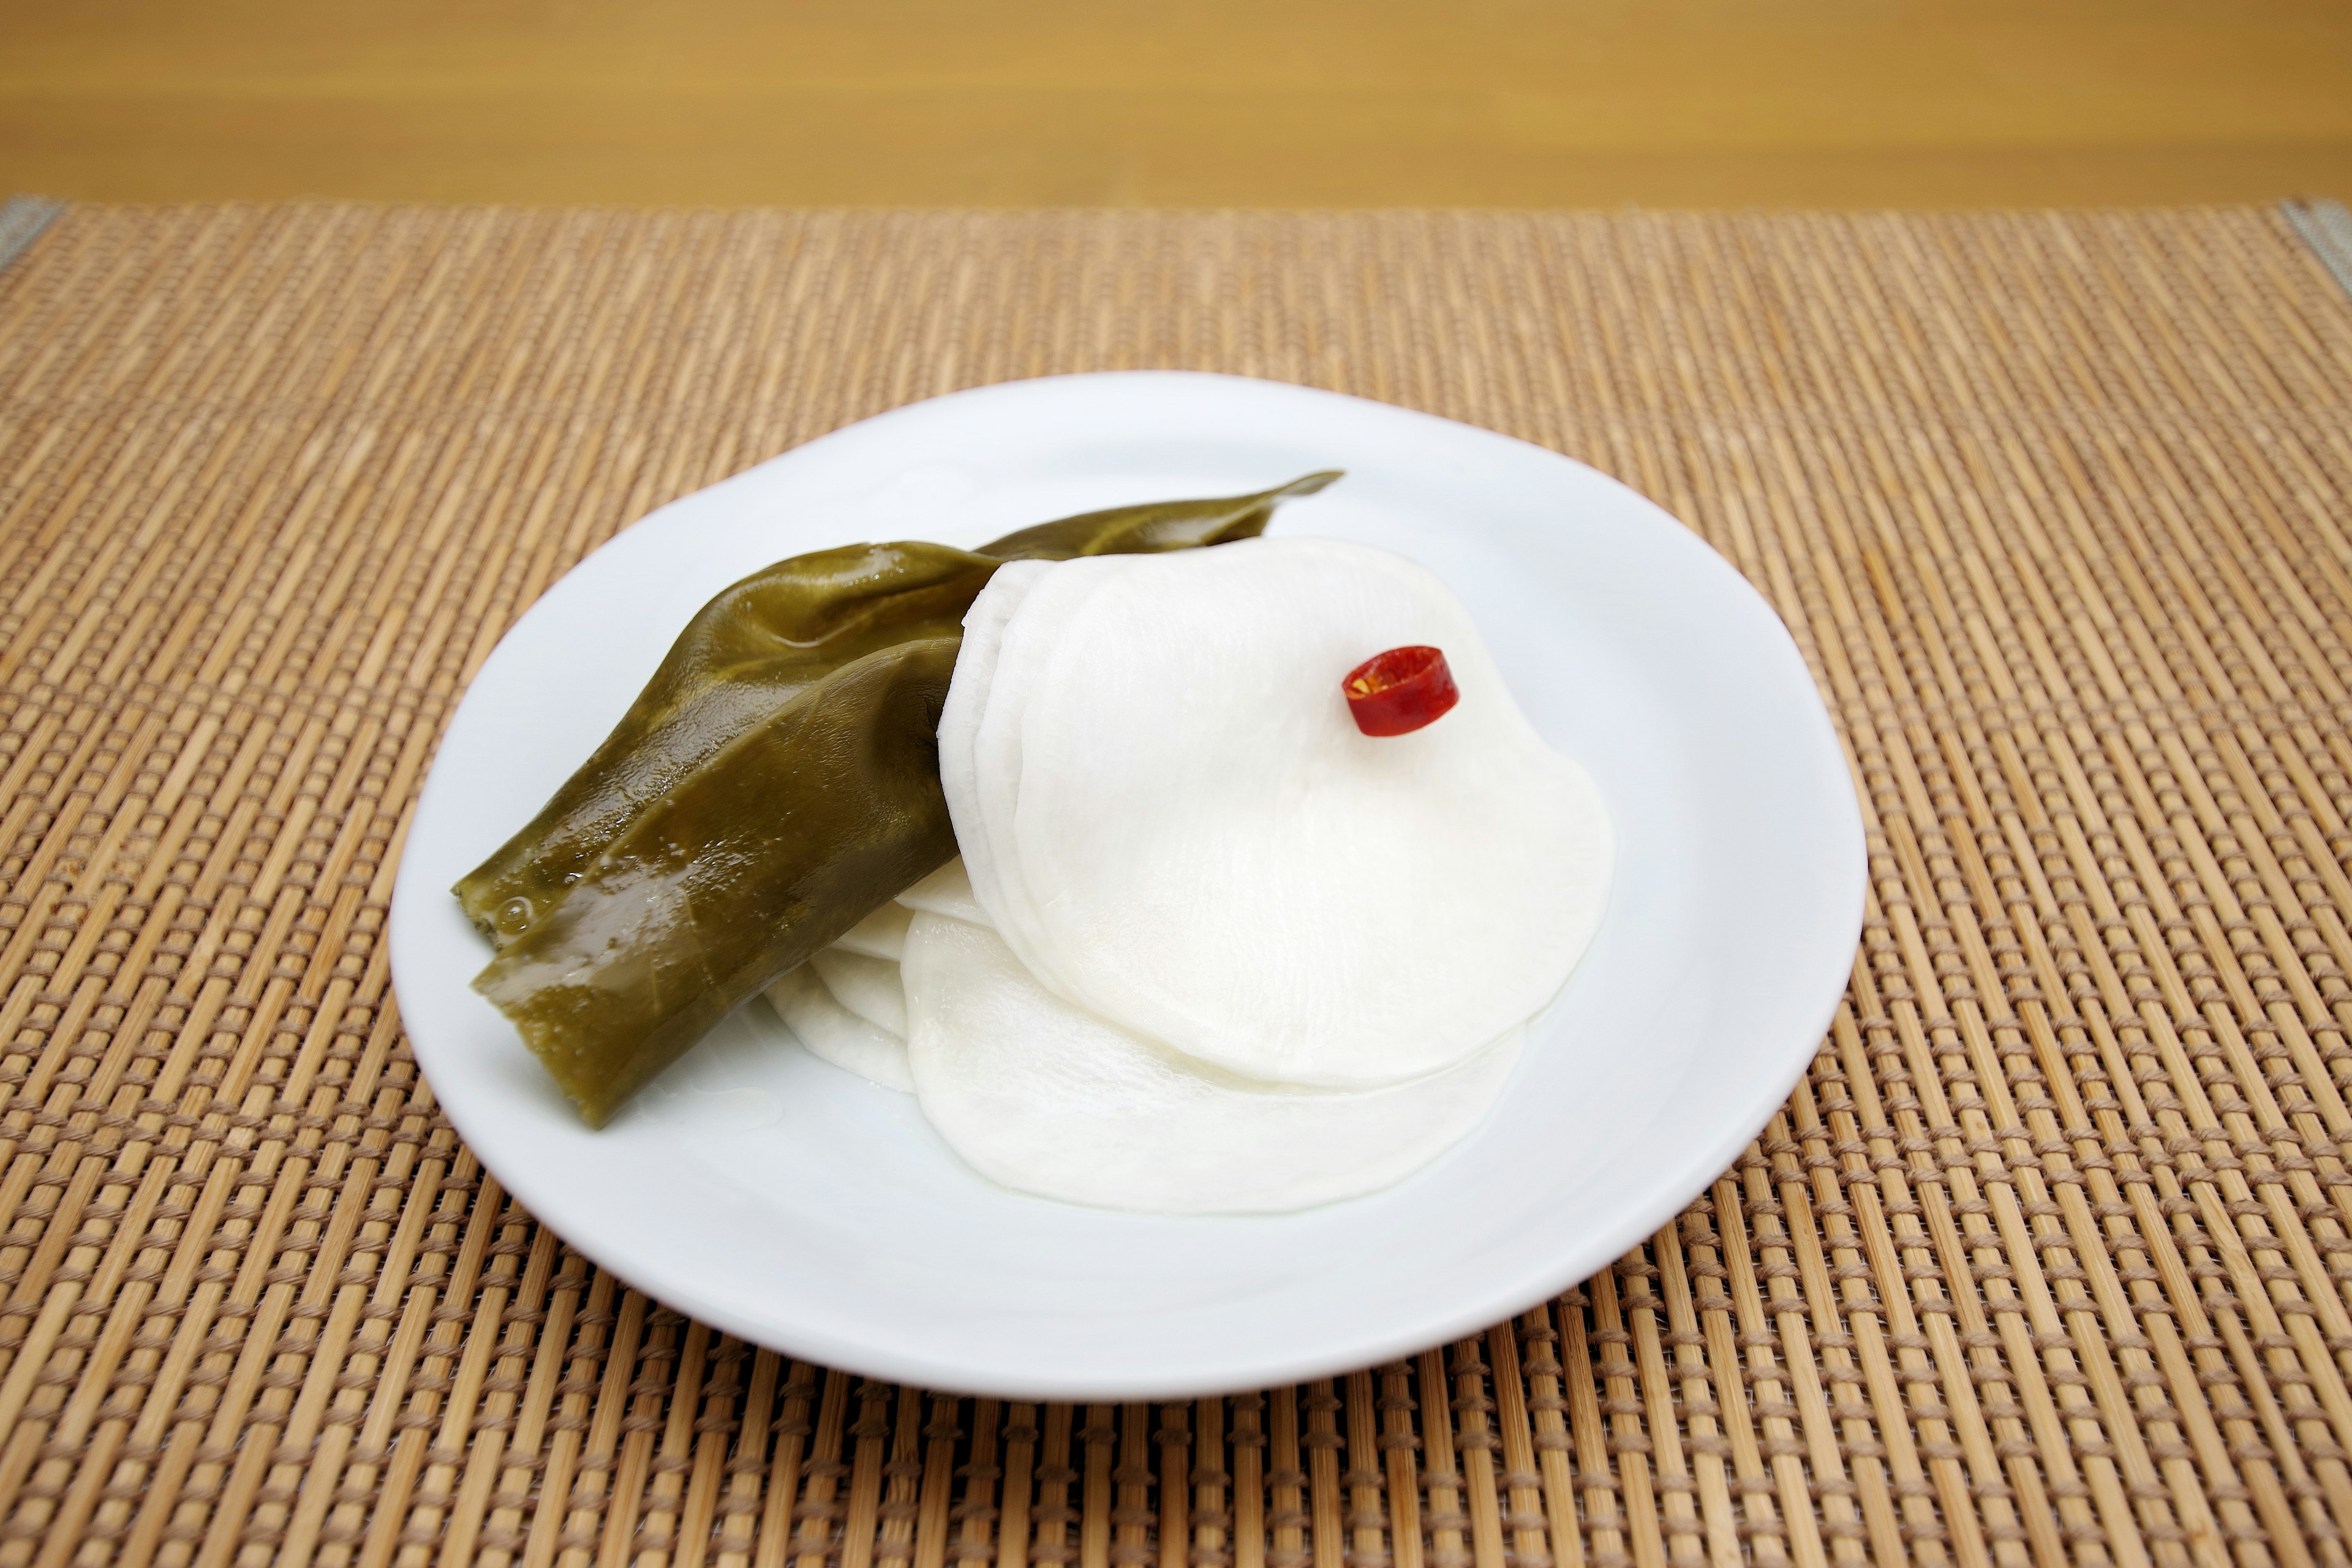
[765,966,913,1091]
[961,537,1612,1088]
[960,558,1108,977]
[896,858,984,924]
[901,911,1522,1214]
[939,560,1050,939]
[829,902,913,962]
[809,947,908,1037]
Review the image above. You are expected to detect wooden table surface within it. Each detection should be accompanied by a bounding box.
[1,0,2349,209]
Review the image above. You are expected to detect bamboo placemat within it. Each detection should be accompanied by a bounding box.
[2,202,2350,1568]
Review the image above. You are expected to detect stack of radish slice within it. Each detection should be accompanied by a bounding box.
[771,536,1615,1214]
[764,901,919,1091]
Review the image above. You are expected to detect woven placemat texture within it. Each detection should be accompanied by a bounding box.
[2,203,2351,1568]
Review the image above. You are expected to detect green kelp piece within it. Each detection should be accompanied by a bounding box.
[455,540,998,949]
[977,470,1336,560]
[457,470,1340,1125]
[475,639,962,1126]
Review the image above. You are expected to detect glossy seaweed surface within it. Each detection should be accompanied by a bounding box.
[457,472,1340,1125]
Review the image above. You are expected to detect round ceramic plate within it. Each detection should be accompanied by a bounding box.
[390,371,1864,1400]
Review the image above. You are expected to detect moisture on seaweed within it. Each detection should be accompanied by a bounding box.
[456,473,1341,1125]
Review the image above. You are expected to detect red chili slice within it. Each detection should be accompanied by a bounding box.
[1343,645,1460,736]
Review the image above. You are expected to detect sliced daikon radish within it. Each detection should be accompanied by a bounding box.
[830,902,913,962]
[901,911,1521,1214]
[938,560,1051,941]
[952,537,1612,1088]
[957,558,1109,976]
[809,947,908,1037]
[765,966,913,1091]
[896,858,984,924]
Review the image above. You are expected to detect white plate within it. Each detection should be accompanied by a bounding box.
[390,372,1864,1400]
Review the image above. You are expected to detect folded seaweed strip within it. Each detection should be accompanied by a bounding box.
[456,473,1339,1125]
